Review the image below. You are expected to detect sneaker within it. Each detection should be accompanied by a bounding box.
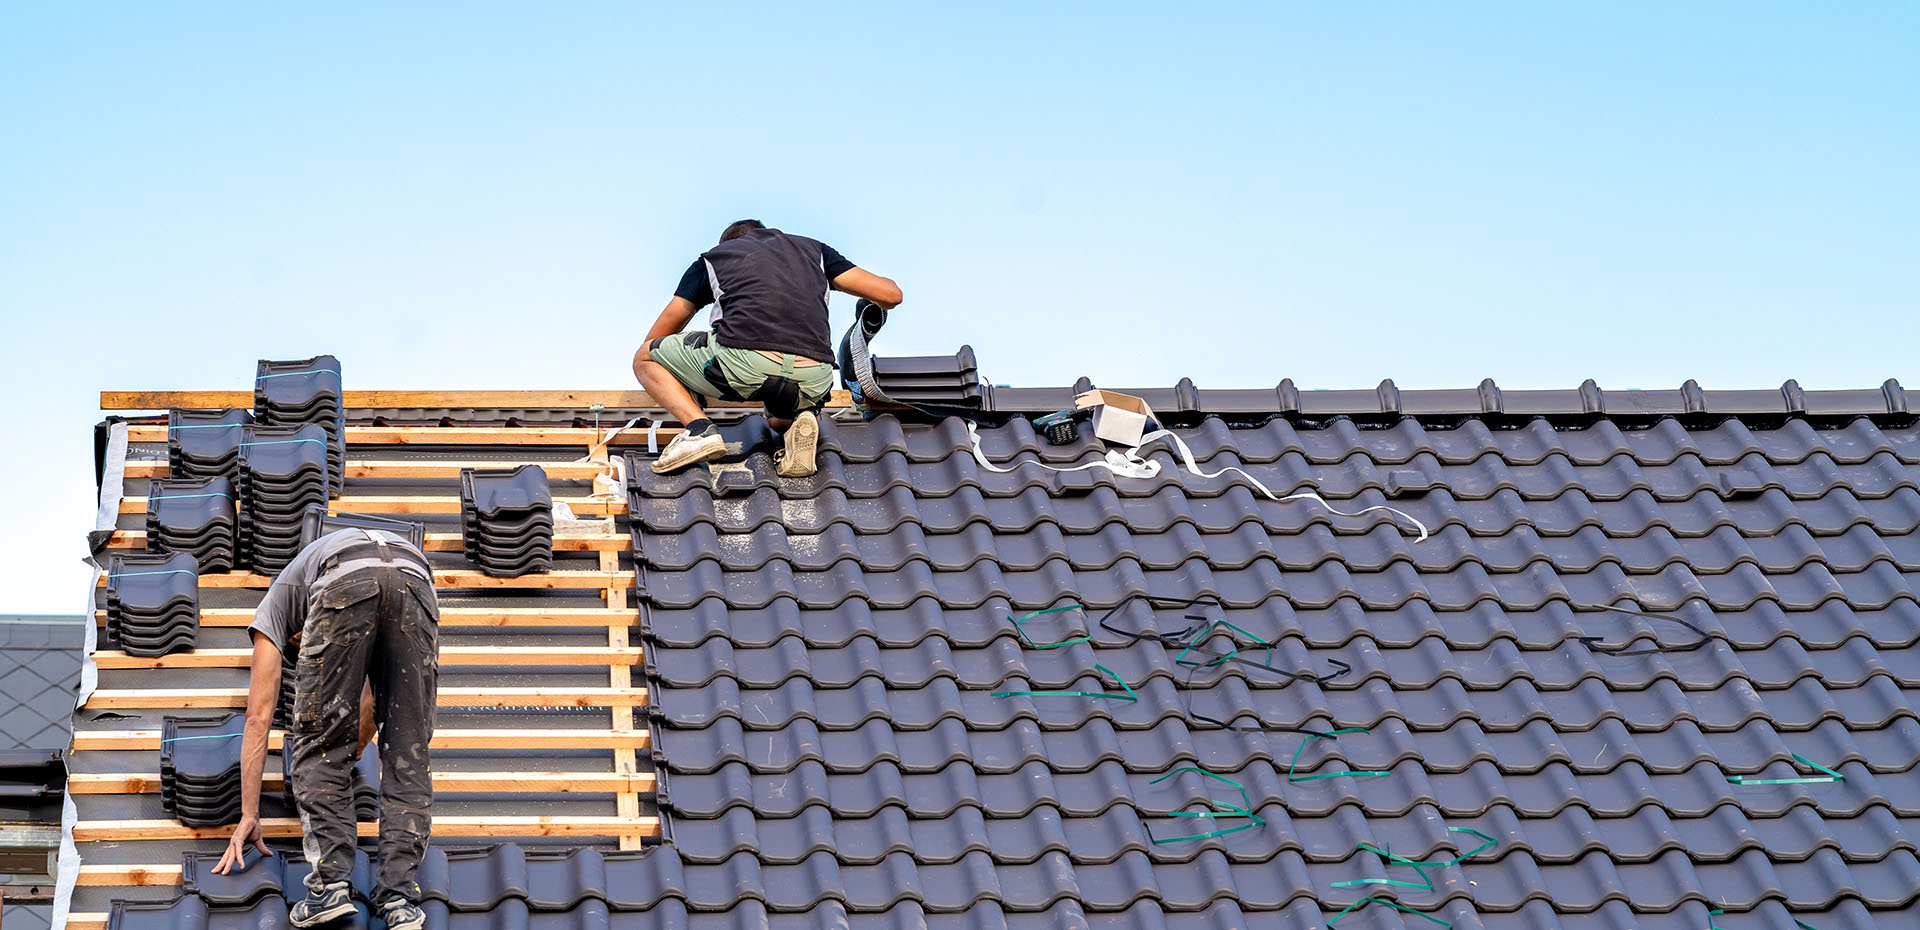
[775,411,819,478]
[380,899,426,930]
[289,881,356,927]
[651,426,726,474]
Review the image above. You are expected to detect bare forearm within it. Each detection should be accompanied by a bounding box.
[240,715,269,818]
[645,297,699,344]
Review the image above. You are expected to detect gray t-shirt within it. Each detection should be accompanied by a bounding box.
[248,529,429,658]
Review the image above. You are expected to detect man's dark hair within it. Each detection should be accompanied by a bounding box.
[719,219,766,243]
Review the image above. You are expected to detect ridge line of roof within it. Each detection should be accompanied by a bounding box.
[987,377,1912,420]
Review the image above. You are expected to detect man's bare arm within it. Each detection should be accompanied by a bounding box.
[212,633,282,873]
[831,268,903,309]
[644,297,700,344]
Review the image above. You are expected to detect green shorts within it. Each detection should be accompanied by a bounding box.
[648,330,834,419]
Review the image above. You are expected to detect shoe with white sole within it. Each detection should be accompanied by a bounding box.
[289,882,356,927]
[652,427,726,474]
[776,411,819,478]
[380,899,426,930]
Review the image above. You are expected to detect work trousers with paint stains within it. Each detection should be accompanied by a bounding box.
[290,562,438,904]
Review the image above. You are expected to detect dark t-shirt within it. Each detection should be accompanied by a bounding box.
[673,243,855,309]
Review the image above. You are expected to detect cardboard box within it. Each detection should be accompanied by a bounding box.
[1074,390,1157,448]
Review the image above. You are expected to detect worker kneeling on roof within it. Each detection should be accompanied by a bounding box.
[212,526,439,930]
[634,219,903,477]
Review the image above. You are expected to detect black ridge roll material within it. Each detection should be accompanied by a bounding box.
[105,551,200,657]
[237,423,331,575]
[459,465,554,577]
[253,356,345,496]
[837,299,985,419]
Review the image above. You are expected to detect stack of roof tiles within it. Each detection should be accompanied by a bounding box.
[166,408,252,481]
[299,505,427,552]
[105,552,200,657]
[144,476,238,574]
[159,713,244,827]
[253,356,345,496]
[616,409,1920,930]
[460,465,554,577]
[237,423,332,575]
[865,346,986,410]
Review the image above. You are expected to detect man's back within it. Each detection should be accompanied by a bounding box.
[697,227,838,363]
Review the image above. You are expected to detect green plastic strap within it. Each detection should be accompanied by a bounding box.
[166,423,247,430]
[105,569,198,579]
[1006,605,1090,650]
[1708,908,1821,930]
[1330,896,1449,928]
[1330,827,1497,890]
[159,732,242,744]
[146,493,234,501]
[1288,727,1391,782]
[990,663,1138,701]
[1727,754,1844,785]
[1172,619,1275,670]
[1141,766,1266,844]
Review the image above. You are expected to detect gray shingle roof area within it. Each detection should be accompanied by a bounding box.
[0,617,83,750]
[619,412,1920,930]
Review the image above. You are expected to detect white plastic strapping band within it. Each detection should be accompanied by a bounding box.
[965,423,1431,543]
[55,420,127,930]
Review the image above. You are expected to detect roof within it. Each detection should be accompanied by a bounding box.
[79,383,1920,930]
[620,406,1920,930]
[0,617,83,751]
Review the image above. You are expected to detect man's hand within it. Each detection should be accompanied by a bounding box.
[212,813,271,874]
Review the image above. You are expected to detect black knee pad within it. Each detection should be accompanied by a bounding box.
[750,376,803,420]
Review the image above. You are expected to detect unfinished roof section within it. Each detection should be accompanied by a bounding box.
[71,392,673,930]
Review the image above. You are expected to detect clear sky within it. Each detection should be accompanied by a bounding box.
[1,3,1915,611]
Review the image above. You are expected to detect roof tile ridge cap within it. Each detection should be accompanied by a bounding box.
[1375,379,1400,415]
[1681,379,1707,415]
[1477,378,1503,415]
[1276,379,1300,413]
[1780,379,1807,415]
[1579,379,1605,415]
[1883,378,1908,415]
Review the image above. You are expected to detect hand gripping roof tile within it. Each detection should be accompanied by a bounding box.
[612,405,1920,930]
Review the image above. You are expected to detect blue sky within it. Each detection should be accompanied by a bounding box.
[1,3,1915,611]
